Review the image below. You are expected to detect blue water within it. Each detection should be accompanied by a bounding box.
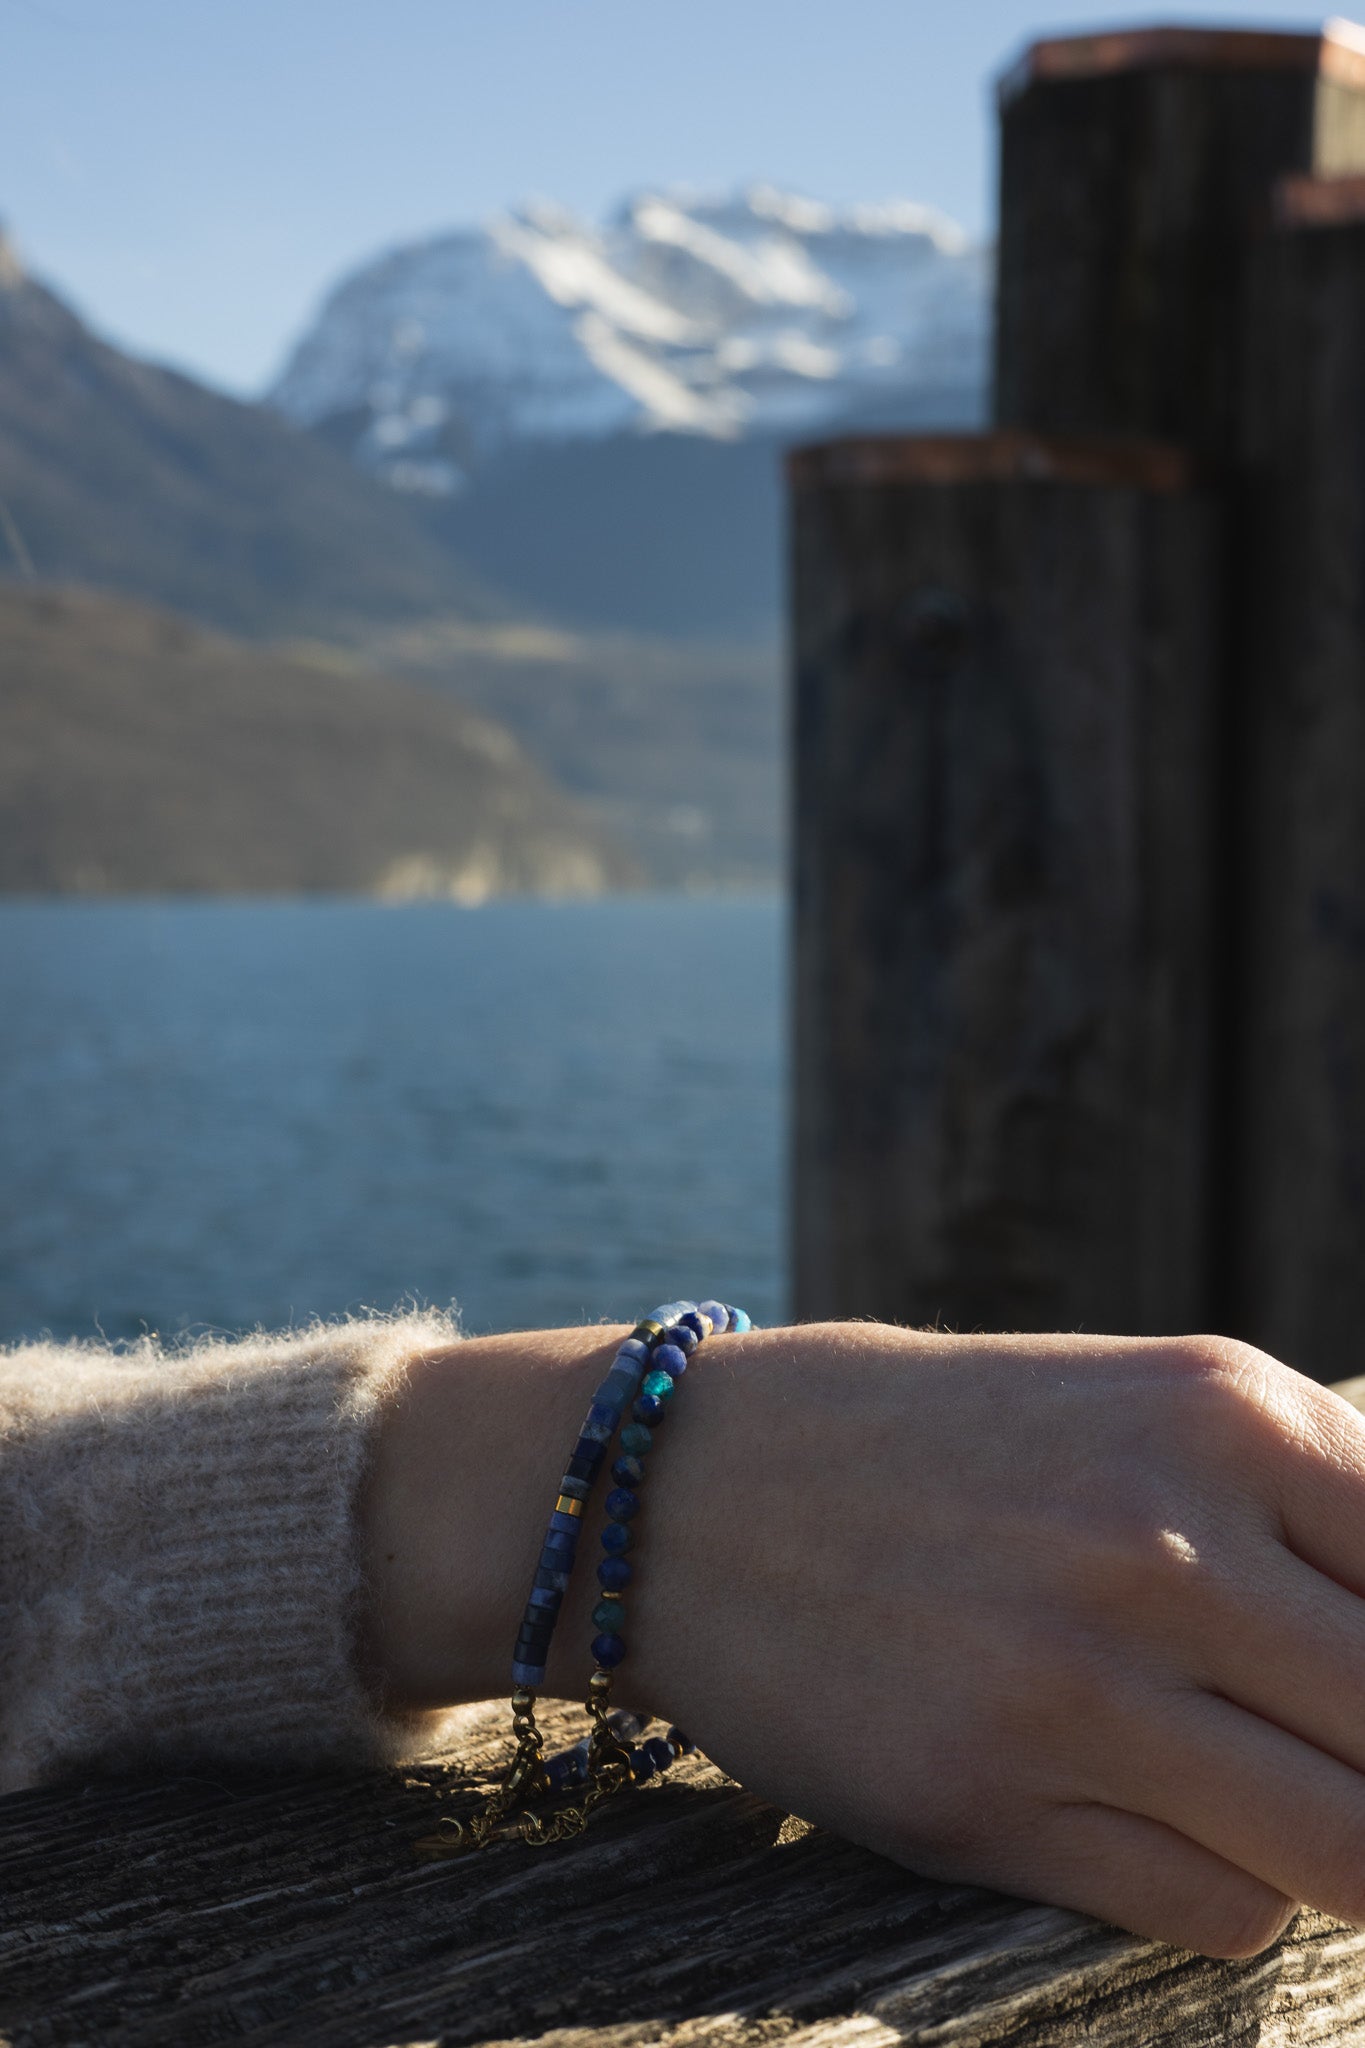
[0,897,786,1346]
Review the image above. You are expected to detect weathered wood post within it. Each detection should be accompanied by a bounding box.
[1232,176,1365,1381]
[791,433,1218,1332]
[995,23,1365,456]
[793,21,1365,1366]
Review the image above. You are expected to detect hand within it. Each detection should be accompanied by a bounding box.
[366,1321,1365,1958]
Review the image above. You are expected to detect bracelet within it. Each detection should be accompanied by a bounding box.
[416,1297,749,1856]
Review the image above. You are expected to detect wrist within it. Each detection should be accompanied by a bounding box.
[360,1326,632,1708]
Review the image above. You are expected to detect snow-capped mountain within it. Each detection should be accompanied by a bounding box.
[270,185,991,495]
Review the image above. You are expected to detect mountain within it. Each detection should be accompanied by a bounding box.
[270,187,991,635]
[0,232,504,641]
[0,584,637,897]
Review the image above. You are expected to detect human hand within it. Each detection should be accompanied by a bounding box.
[367,1320,1365,1958]
[622,1324,1365,1958]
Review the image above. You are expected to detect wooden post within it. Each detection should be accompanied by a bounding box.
[1230,176,1365,1381]
[790,432,1218,1334]
[994,24,1365,458]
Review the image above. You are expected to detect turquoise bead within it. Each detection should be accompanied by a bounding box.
[619,1422,653,1456]
[592,1599,624,1633]
[641,1369,676,1402]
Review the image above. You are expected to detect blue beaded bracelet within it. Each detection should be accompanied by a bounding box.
[511,1299,697,1692]
[418,1296,750,1854]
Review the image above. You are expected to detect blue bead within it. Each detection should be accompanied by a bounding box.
[667,1726,697,1754]
[653,1343,689,1378]
[573,1436,608,1467]
[641,1369,676,1402]
[729,1307,751,1333]
[544,1751,586,1790]
[558,1474,591,1502]
[630,1745,655,1781]
[678,1311,708,1344]
[534,1564,571,1593]
[513,1660,546,1688]
[649,1300,692,1326]
[599,1367,638,1407]
[549,1508,581,1534]
[592,1632,627,1668]
[612,1453,645,1487]
[644,1735,675,1772]
[601,1521,633,1554]
[698,1299,729,1335]
[615,1337,651,1367]
[542,1529,575,1557]
[619,1422,653,1456]
[662,1322,699,1355]
[633,1392,666,1425]
[605,1487,639,1522]
[527,1585,561,1610]
[597,1555,632,1590]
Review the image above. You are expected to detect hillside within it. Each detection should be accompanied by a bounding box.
[0,585,637,897]
[342,616,782,888]
[0,237,503,641]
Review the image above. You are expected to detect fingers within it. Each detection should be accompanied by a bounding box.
[1248,1369,1365,1598]
[1109,1685,1365,1928]
[1015,1804,1294,1958]
[1191,1544,1365,1781]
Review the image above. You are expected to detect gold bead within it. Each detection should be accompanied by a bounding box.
[588,1670,612,1696]
[511,1688,535,1711]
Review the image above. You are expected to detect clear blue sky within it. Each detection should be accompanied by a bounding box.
[0,0,1331,395]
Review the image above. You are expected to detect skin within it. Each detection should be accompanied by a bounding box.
[363,1322,1365,1959]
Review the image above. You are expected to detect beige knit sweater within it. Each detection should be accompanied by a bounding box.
[0,1312,459,1792]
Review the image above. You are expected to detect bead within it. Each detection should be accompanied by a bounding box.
[605,1487,639,1522]
[619,1422,653,1456]
[667,1726,697,1754]
[652,1344,688,1379]
[592,1632,627,1668]
[601,1520,633,1554]
[629,1745,655,1781]
[612,1453,645,1487]
[662,1322,699,1354]
[616,1337,651,1366]
[597,1555,632,1590]
[581,1403,619,1444]
[644,1735,675,1772]
[729,1308,752,1333]
[608,1709,649,1740]
[633,1392,666,1425]
[511,1688,535,1710]
[591,1598,624,1632]
[588,1668,613,1696]
[631,1319,665,1343]
[600,1367,638,1407]
[534,1564,571,1592]
[698,1299,729,1335]
[527,1585,561,1610]
[571,1437,606,1470]
[549,1508,582,1534]
[513,1659,546,1687]
[641,1369,675,1402]
[545,1751,586,1791]
[558,1474,591,1502]
[542,1529,575,1557]
[678,1311,708,1343]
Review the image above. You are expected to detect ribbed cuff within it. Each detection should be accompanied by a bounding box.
[0,1313,462,1790]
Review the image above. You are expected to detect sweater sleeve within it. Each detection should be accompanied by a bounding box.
[0,1312,463,1792]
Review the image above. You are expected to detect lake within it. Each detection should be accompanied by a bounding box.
[0,897,785,1347]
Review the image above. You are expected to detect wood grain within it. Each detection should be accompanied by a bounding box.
[790,439,1219,1334]
[2,1693,1365,2046]
[993,36,1365,461]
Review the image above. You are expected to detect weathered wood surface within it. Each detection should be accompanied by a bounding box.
[789,432,1219,1334]
[994,23,1365,459]
[3,1693,1365,2048]
[1229,183,1365,1383]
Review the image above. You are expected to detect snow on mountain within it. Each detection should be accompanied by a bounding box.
[270,185,991,495]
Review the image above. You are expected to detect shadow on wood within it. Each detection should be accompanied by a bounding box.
[1,1694,1363,2045]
